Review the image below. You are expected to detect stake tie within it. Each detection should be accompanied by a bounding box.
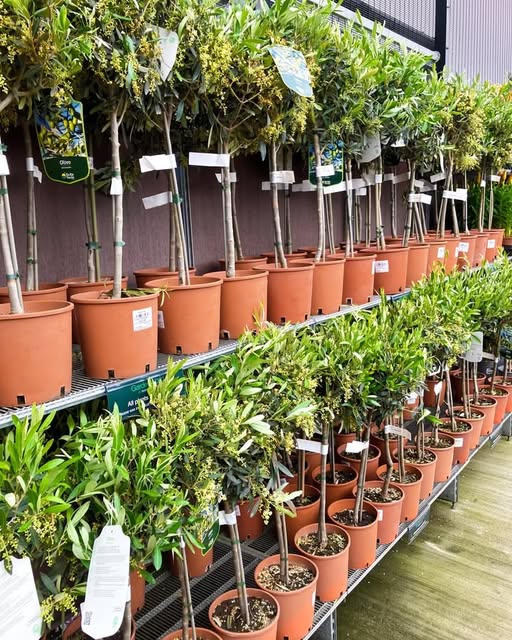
[113,241,125,247]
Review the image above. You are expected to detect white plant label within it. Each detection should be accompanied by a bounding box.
[357,187,367,197]
[0,154,9,176]
[362,172,375,185]
[406,391,419,403]
[81,525,130,640]
[392,172,411,185]
[296,438,329,455]
[490,175,501,183]
[453,437,464,448]
[377,509,384,521]
[430,171,446,183]
[383,173,394,182]
[312,591,316,606]
[351,178,366,190]
[360,133,381,163]
[480,180,487,187]
[458,242,470,253]
[463,331,483,363]
[110,176,123,195]
[262,181,288,191]
[345,440,369,454]
[33,165,43,183]
[215,172,237,184]
[408,193,432,205]
[26,157,34,171]
[158,310,165,329]
[316,164,335,177]
[157,28,179,81]
[437,247,446,259]
[0,558,42,639]
[142,191,173,210]
[132,307,153,332]
[375,173,383,184]
[434,381,443,396]
[487,239,496,249]
[345,179,353,191]
[442,189,467,202]
[139,154,176,173]
[384,424,412,440]
[270,170,295,184]
[189,152,230,168]
[392,136,406,148]
[324,181,346,194]
[218,510,237,526]
[374,260,389,274]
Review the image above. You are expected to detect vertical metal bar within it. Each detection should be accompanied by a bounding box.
[434,0,448,70]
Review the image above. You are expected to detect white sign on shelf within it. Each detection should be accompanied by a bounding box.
[324,181,346,194]
[110,177,123,195]
[345,440,369,454]
[490,175,501,183]
[442,188,467,202]
[392,172,411,185]
[437,247,446,259]
[480,180,487,187]
[457,241,470,253]
[356,187,367,197]
[0,558,42,640]
[81,525,130,640]
[375,174,383,184]
[218,510,238,526]
[189,152,230,168]
[139,154,176,173]
[434,381,443,396]
[408,193,432,205]
[384,173,394,182]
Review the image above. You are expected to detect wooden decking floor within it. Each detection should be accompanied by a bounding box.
[336,437,512,639]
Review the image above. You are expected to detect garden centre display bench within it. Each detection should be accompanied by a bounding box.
[132,415,510,640]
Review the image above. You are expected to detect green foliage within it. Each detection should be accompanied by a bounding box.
[468,179,512,235]
[480,81,512,170]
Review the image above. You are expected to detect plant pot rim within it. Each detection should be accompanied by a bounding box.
[400,445,438,463]
[327,498,379,525]
[59,275,117,285]
[283,483,320,510]
[310,463,358,486]
[439,417,473,431]
[294,522,350,557]
[254,553,318,596]
[145,275,222,290]
[208,588,280,638]
[70,290,160,305]
[254,261,314,273]
[359,247,409,255]
[0,299,73,319]
[133,266,195,275]
[422,433,456,447]
[0,281,68,295]
[451,405,485,419]
[357,479,405,499]
[311,257,346,266]
[203,269,269,281]
[472,394,498,406]
[376,462,423,484]
[424,238,447,245]
[408,243,430,250]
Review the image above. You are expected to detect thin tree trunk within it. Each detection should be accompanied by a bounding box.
[390,173,397,238]
[382,431,393,498]
[221,141,236,277]
[479,162,486,232]
[402,160,416,247]
[178,533,196,640]
[437,160,454,238]
[345,158,355,257]
[325,194,335,254]
[284,148,292,254]
[450,170,460,236]
[375,156,386,250]
[22,120,37,291]
[231,157,243,260]
[313,133,326,262]
[111,108,124,298]
[488,171,495,230]
[0,159,22,305]
[317,422,329,546]
[463,172,469,234]
[354,424,370,525]
[225,501,251,624]
[365,186,372,247]
[270,141,287,268]
[445,365,457,431]
[86,142,101,281]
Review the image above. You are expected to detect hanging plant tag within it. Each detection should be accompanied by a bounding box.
[362,171,375,185]
[490,175,501,182]
[384,173,394,181]
[270,170,295,184]
[437,247,446,259]
[156,28,179,81]
[139,154,176,172]
[487,239,496,249]
[142,191,173,210]
[296,439,329,455]
[453,437,464,448]
[360,134,381,164]
[215,172,237,183]
[324,181,346,194]
[35,99,89,184]
[81,526,130,640]
[374,260,389,274]
[434,381,443,396]
[0,154,9,176]
[269,45,313,98]
[408,193,432,205]
[442,189,467,202]
[392,172,411,184]
[0,558,42,639]
[374,174,383,184]
[132,307,153,332]
[110,177,123,195]
[218,510,237,526]
[189,152,230,168]
[345,440,369,454]
[430,171,446,183]
[463,331,483,362]
[384,424,412,440]
[262,181,288,191]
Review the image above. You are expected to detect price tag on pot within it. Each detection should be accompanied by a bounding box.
[453,437,464,448]
[345,440,369,454]
[463,331,483,363]
[377,509,384,521]
[132,307,153,332]
[384,424,412,440]
[458,241,470,253]
[487,239,496,249]
[434,381,443,396]
[81,525,130,640]
[296,438,329,455]
[374,260,389,274]
[0,558,42,639]
[437,247,446,259]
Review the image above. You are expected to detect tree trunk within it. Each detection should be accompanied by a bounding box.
[479,162,486,232]
[375,156,386,250]
[86,140,101,281]
[313,133,326,262]
[354,424,370,525]
[121,600,131,640]
[390,173,397,238]
[345,158,355,258]
[402,160,416,247]
[111,108,124,299]
[225,501,251,624]
[382,431,393,498]
[317,422,329,546]
[221,141,236,278]
[22,119,38,291]
[178,534,196,640]
[488,171,495,230]
[270,141,287,268]
[231,158,244,260]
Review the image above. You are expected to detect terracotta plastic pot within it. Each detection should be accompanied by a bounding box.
[470,395,497,436]
[456,235,476,269]
[438,417,474,465]
[369,426,399,462]
[479,384,509,424]
[403,393,420,420]
[443,236,461,272]
[485,229,505,262]
[352,481,404,544]
[208,588,279,640]
[254,554,318,640]
[294,523,350,602]
[59,275,128,343]
[342,254,375,305]
[334,431,357,449]
[237,500,265,541]
[305,451,321,484]
[133,266,196,288]
[471,232,489,267]
[493,379,512,412]
[162,628,223,640]
[450,405,485,448]
[424,376,446,408]
[261,251,307,263]
[0,300,73,406]
[255,262,314,324]
[376,463,423,522]
[310,258,345,315]
[405,243,429,287]
[421,432,456,482]
[130,568,146,614]
[310,463,358,505]
[170,545,214,578]
[72,290,158,379]
[0,281,68,304]
[327,498,378,569]
[451,372,486,402]
[425,240,446,275]
[62,616,135,639]
[337,443,381,481]
[284,483,320,546]
[219,256,268,271]
[146,275,222,355]
[394,446,438,499]
[359,247,409,295]
[203,270,268,339]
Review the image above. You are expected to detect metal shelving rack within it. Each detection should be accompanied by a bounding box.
[0,293,407,429]
[133,414,511,640]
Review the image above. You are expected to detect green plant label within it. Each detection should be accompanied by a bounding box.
[308,140,344,186]
[269,45,313,98]
[107,377,151,419]
[35,99,89,184]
